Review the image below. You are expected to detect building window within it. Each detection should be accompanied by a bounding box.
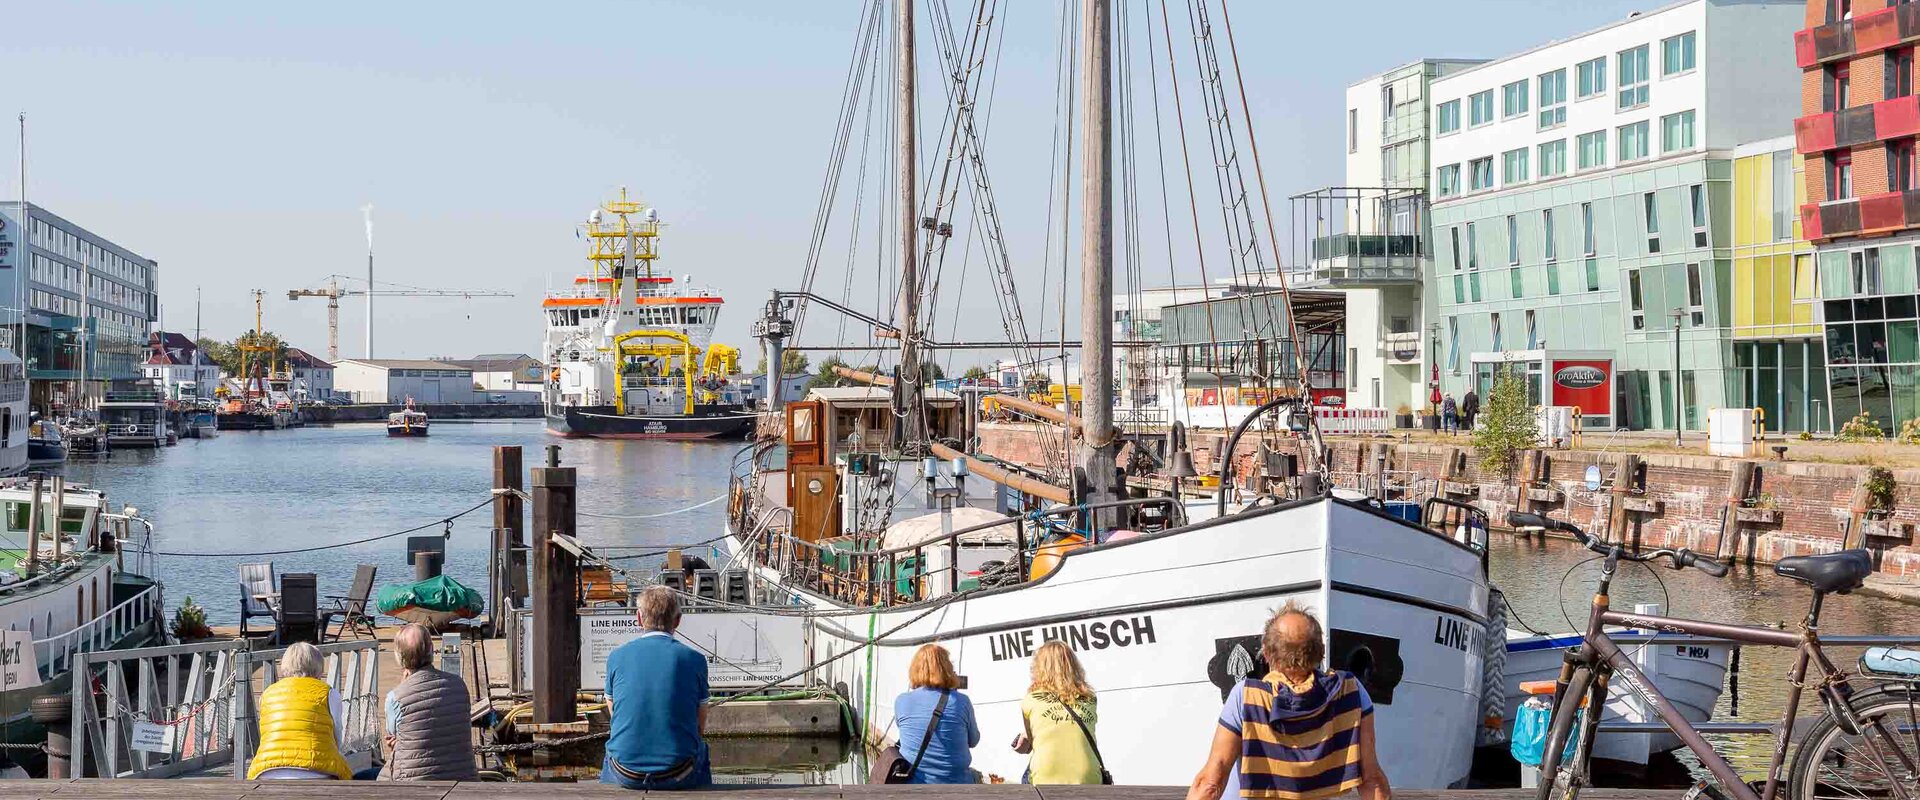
[1502,79,1529,120]
[1891,139,1915,192]
[1502,147,1529,185]
[1538,139,1567,178]
[1661,32,1696,76]
[1507,214,1519,265]
[1660,110,1696,153]
[1685,263,1705,326]
[1537,69,1567,130]
[1617,45,1650,110]
[1348,109,1358,154]
[1581,202,1596,257]
[1491,312,1503,350]
[1467,222,1479,270]
[1690,184,1708,247]
[1577,130,1607,170]
[1469,90,1494,127]
[1577,56,1607,99]
[1824,62,1849,112]
[1772,149,1793,240]
[1887,48,1914,99]
[1628,270,1645,330]
[1438,100,1460,135]
[1618,121,1650,162]
[1854,248,1882,295]
[1828,0,1850,23]
[1543,208,1557,262]
[1470,156,1494,191]
[1525,309,1539,349]
[1450,226,1462,271]
[1437,163,1461,197]
[1448,317,1460,372]
[1829,150,1853,201]
[1645,191,1661,254]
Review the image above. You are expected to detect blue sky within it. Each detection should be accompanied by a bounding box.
[3,0,1685,360]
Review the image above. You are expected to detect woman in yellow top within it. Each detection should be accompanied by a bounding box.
[1012,641,1104,784]
[246,642,352,780]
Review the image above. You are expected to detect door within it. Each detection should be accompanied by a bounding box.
[421,381,442,403]
[789,464,841,543]
[787,400,825,468]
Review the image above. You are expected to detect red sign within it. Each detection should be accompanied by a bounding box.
[1550,360,1612,415]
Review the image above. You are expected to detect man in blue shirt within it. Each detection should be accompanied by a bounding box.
[601,586,711,790]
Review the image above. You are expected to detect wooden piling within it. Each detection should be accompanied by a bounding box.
[1605,454,1641,544]
[531,447,580,725]
[22,474,41,574]
[1517,450,1539,518]
[493,445,526,635]
[1714,461,1756,561]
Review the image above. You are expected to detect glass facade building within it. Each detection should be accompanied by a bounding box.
[0,202,159,410]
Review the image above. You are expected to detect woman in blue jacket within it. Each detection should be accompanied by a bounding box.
[892,644,981,783]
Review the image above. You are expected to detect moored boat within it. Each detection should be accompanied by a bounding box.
[387,399,429,437]
[98,384,169,449]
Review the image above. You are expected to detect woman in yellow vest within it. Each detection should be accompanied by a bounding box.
[1012,641,1106,784]
[247,642,353,780]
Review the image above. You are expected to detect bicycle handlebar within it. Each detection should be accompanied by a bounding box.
[1504,510,1729,578]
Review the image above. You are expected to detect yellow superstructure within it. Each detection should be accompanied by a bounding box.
[1731,143,1819,340]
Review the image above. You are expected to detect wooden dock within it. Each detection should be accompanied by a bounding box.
[6,782,1680,799]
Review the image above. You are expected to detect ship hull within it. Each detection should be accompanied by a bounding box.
[546,404,755,439]
[387,424,430,437]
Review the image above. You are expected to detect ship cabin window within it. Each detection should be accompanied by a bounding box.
[5,501,27,532]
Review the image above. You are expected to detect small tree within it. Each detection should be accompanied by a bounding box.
[806,356,850,389]
[1472,371,1538,476]
[751,351,811,376]
[961,365,989,381]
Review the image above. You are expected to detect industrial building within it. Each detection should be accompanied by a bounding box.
[332,359,476,404]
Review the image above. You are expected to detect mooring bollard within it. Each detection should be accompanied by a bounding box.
[30,693,72,778]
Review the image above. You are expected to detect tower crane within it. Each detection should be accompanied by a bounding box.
[288,275,511,360]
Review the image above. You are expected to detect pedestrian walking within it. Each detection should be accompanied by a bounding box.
[1013,641,1108,785]
[886,644,980,784]
[601,586,711,791]
[1441,393,1458,435]
[1461,389,1481,432]
[378,624,478,781]
[1185,601,1390,800]
[247,642,352,780]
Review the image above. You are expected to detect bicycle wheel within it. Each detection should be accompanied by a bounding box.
[1789,686,1920,800]
[1536,667,1594,800]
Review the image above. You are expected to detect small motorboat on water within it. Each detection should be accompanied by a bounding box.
[62,420,108,458]
[387,399,429,437]
[27,415,66,465]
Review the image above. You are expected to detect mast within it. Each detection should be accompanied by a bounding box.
[1077,0,1118,520]
[363,204,374,359]
[893,0,924,448]
[15,113,23,369]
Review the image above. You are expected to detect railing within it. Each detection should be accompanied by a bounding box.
[67,637,383,779]
[35,584,163,678]
[105,513,156,581]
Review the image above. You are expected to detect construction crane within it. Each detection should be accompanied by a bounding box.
[288,275,512,360]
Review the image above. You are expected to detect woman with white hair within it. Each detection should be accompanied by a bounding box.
[247,642,352,780]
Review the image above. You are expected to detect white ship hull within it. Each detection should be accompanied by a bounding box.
[730,497,1489,788]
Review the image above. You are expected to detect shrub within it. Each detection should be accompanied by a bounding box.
[172,596,211,641]
[1865,465,1897,516]
[1837,412,1886,443]
[1901,418,1920,445]
[1472,371,1538,477]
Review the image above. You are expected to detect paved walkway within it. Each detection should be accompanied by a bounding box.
[8,781,1679,799]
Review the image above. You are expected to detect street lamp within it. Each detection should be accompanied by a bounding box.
[1670,308,1685,447]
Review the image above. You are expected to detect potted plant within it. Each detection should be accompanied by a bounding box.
[1422,404,1441,431]
[171,596,212,642]
[1394,404,1414,429]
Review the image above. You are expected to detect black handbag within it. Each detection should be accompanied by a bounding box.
[1061,699,1114,785]
[882,689,950,784]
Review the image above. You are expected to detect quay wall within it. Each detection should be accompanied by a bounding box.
[973,423,1920,597]
[305,403,543,422]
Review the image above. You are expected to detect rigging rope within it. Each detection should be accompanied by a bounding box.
[573,493,728,521]
[150,496,494,558]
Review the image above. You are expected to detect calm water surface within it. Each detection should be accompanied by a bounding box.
[53,428,1920,782]
[60,419,740,624]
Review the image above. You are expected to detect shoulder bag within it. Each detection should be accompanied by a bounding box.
[1060,699,1114,785]
[880,689,951,784]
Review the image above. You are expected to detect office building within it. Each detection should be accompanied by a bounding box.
[1730,136,1827,432]
[0,202,160,410]
[1429,0,1802,430]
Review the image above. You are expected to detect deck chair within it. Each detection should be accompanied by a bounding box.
[324,564,379,642]
[238,562,277,640]
[276,573,321,646]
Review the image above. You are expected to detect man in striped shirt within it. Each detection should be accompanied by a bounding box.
[1186,602,1390,800]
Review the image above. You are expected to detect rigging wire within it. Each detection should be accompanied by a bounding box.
[794,0,887,342]
[150,496,494,558]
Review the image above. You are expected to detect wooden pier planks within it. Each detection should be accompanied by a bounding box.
[11,781,1684,799]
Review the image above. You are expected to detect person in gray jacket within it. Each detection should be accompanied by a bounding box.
[379,624,478,781]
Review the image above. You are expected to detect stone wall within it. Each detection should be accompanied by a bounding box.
[973,422,1920,595]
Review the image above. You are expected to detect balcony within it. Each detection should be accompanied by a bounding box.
[1799,188,1920,241]
[1291,234,1425,287]
[1795,4,1920,68]
[1795,96,1920,155]
[1288,186,1428,289]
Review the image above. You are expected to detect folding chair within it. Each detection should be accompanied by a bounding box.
[238,562,277,640]
[276,573,321,646]
[324,564,379,642]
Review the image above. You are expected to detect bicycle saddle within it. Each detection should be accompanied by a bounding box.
[1773,549,1873,594]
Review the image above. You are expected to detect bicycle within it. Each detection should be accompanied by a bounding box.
[1509,510,1920,800]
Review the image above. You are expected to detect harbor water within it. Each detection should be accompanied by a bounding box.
[51,427,1920,782]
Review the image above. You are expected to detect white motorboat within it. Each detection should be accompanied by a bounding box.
[1500,620,1733,765]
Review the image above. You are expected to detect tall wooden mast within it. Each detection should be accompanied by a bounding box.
[1077,0,1118,522]
[893,0,924,449]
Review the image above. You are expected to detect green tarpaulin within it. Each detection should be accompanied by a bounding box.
[376,574,484,618]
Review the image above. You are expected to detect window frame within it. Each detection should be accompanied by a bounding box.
[1502,147,1529,186]
[1577,130,1607,171]
[1645,191,1661,254]
[1576,57,1607,100]
[1467,222,1480,270]
[1538,139,1568,179]
[1685,262,1705,326]
[1437,163,1461,197]
[1469,156,1495,191]
[1690,184,1708,247]
[1437,100,1461,136]
[1469,90,1495,127]
[1502,79,1530,120]
[1628,269,1646,330]
[1830,150,1854,201]
[1581,202,1596,257]
[1887,47,1914,100]
[1507,214,1520,266]
[1660,31,1696,77]
[1543,208,1557,263]
[1617,121,1651,164]
[1538,69,1568,130]
[1660,109,1696,154]
[1617,45,1650,111]
[1890,139,1916,193]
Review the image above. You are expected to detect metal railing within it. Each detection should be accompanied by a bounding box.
[35,584,163,677]
[67,637,382,779]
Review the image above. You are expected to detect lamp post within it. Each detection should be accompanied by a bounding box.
[1670,308,1685,447]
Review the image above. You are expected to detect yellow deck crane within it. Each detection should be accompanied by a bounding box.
[287,275,512,360]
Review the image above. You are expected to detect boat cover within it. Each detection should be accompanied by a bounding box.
[879,506,1017,549]
[376,575,484,617]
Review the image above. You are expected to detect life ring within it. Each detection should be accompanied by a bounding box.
[122,425,140,435]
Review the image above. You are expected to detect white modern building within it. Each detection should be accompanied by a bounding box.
[140,332,219,400]
[284,347,335,400]
[434,353,545,392]
[332,359,477,404]
[1425,0,1801,430]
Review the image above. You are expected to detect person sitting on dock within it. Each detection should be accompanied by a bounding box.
[247,641,353,781]
[601,585,711,790]
[1013,641,1106,784]
[378,623,479,781]
[892,643,981,784]
[1186,602,1389,800]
